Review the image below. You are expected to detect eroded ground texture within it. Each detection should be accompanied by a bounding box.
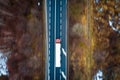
[68,0,120,80]
[0,0,45,80]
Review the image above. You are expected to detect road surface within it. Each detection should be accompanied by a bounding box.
[45,0,67,80]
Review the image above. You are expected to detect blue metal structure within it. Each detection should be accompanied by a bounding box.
[45,0,67,80]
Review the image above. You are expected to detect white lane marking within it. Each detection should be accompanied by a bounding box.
[60,25,62,38]
[60,13,62,17]
[61,71,66,80]
[48,57,50,80]
[49,44,50,49]
[49,31,50,36]
[48,46,50,80]
[60,31,62,37]
[49,0,51,5]
[60,1,62,6]
[60,25,62,30]
[60,7,62,11]
[48,43,50,80]
[55,43,61,67]
[49,37,50,42]
[60,19,62,24]
[49,6,51,12]
[49,54,50,62]
[49,13,51,17]
[62,48,67,56]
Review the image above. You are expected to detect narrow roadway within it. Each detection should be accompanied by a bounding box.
[45,0,67,80]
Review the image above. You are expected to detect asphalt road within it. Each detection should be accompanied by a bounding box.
[45,0,67,80]
[45,0,55,80]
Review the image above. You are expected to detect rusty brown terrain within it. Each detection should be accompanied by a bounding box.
[0,0,45,80]
[68,0,120,80]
